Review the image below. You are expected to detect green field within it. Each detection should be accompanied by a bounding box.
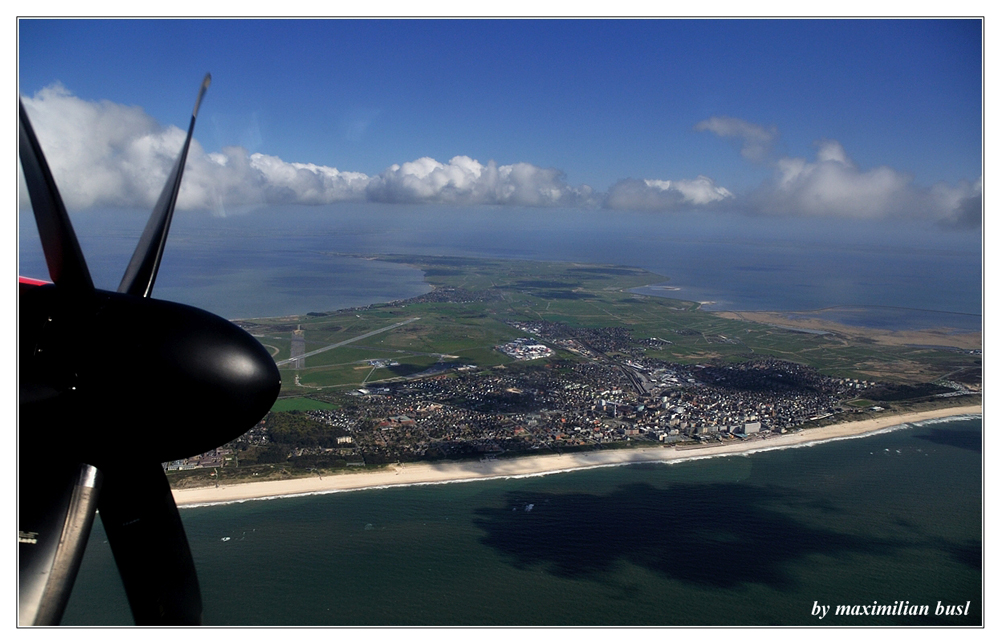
[270,397,340,412]
[237,254,980,397]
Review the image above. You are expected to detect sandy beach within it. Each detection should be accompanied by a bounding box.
[171,404,981,507]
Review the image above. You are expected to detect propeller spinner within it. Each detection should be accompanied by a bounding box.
[18,75,281,625]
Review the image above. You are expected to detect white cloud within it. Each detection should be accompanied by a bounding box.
[763,139,912,217]
[20,83,182,210]
[751,139,980,225]
[930,177,982,229]
[365,156,596,207]
[20,86,372,213]
[605,176,733,211]
[693,117,981,226]
[695,116,778,162]
[18,86,980,227]
[168,148,372,215]
[19,85,596,213]
[248,153,370,204]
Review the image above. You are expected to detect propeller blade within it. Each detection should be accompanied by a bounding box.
[97,462,202,625]
[18,101,94,295]
[118,73,211,298]
[18,462,102,625]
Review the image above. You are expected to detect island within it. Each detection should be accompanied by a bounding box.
[164,254,981,501]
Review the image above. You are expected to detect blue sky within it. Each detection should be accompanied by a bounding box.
[17,18,983,226]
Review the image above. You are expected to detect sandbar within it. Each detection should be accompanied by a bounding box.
[715,310,982,351]
[171,404,981,508]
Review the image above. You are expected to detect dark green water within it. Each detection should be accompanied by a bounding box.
[62,418,981,626]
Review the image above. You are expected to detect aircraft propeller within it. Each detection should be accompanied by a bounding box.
[18,74,281,625]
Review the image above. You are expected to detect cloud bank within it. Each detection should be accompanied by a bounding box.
[18,87,979,227]
[19,86,595,214]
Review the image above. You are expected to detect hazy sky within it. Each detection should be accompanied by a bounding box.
[17,18,983,227]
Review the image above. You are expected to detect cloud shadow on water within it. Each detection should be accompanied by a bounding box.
[913,427,981,453]
[473,482,899,591]
[946,539,982,571]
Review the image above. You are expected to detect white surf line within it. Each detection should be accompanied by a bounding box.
[275,317,421,366]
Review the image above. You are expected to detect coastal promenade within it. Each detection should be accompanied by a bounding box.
[172,404,981,508]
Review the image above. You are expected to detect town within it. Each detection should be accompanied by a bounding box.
[167,322,976,476]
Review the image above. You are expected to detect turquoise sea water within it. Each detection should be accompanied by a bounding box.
[62,417,981,626]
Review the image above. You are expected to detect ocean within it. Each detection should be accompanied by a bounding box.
[18,205,982,328]
[18,203,981,626]
[61,417,982,626]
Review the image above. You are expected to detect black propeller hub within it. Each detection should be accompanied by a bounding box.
[21,284,281,464]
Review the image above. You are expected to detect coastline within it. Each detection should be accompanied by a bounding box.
[171,404,981,508]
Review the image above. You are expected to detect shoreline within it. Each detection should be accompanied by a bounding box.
[171,404,981,508]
